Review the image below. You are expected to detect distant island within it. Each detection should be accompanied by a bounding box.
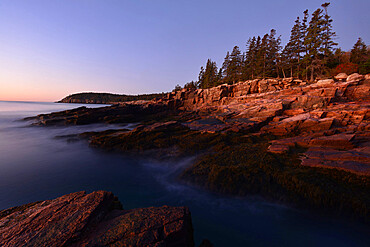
[58,92,166,104]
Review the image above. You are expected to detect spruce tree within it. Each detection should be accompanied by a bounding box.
[350,37,368,65]
[282,41,294,77]
[301,9,309,80]
[266,29,282,78]
[257,34,269,78]
[321,3,337,57]
[288,17,304,77]
[304,8,325,81]
[222,46,243,84]
[197,59,219,89]
[245,36,258,79]
[217,68,223,83]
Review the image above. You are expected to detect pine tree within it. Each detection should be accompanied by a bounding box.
[197,59,219,89]
[256,34,269,78]
[350,37,368,64]
[173,84,182,92]
[301,9,309,80]
[217,68,223,83]
[289,17,304,77]
[197,66,205,87]
[222,46,243,84]
[304,8,325,81]
[254,36,262,77]
[245,36,259,79]
[321,3,337,57]
[282,41,294,77]
[266,29,282,78]
[221,51,230,82]
[191,3,342,84]
[184,81,197,89]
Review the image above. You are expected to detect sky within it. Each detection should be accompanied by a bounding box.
[0,0,369,102]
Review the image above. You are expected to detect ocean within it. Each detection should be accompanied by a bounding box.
[0,100,368,246]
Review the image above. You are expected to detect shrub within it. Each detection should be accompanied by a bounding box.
[334,62,359,75]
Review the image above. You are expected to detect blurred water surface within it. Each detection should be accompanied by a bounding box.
[0,101,369,247]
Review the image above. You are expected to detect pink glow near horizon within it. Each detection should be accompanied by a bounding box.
[0,1,369,102]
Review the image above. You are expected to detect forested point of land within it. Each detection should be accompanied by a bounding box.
[59,92,166,104]
[175,2,369,91]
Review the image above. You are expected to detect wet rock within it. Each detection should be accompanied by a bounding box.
[0,191,194,247]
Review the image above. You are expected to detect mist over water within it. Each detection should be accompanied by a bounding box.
[0,101,369,247]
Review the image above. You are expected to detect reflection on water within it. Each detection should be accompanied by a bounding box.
[0,101,369,247]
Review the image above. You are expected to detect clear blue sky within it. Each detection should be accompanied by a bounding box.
[0,0,369,101]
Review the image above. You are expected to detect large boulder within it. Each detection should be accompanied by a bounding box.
[316,79,334,86]
[334,73,348,81]
[347,73,364,82]
[0,191,194,247]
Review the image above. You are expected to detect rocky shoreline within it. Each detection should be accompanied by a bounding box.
[24,73,370,222]
[0,191,194,247]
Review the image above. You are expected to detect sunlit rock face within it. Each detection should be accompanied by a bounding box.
[22,75,370,221]
[0,191,194,247]
[28,74,370,176]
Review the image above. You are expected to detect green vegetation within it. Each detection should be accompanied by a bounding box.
[87,123,232,155]
[84,125,370,221]
[351,37,370,74]
[59,92,166,104]
[176,2,369,90]
[182,143,369,220]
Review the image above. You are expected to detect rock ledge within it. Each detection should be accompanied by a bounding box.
[0,191,194,247]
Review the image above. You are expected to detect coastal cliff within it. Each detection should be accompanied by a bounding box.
[0,191,194,247]
[26,73,370,221]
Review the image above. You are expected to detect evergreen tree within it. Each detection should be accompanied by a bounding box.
[189,3,344,85]
[287,17,304,77]
[282,41,294,77]
[245,37,257,79]
[304,8,325,81]
[184,81,197,89]
[173,84,182,92]
[245,36,261,79]
[350,37,368,64]
[327,47,344,70]
[301,9,310,80]
[217,68,223,83]
[321,3,337,57]
[221,51,230,81]
[222,46,243,84]
[256,34,269,78]
[266,29,282,78]
[197,59,219,89]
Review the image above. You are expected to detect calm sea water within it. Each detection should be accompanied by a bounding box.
[0,101,369,246]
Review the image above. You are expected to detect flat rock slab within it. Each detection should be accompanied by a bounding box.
[308,133,356,149]
[0,191,194,247]
[268,144,290,154]
[302,147,370,175]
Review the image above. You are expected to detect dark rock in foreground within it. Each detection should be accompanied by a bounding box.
[0,191,194,247]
